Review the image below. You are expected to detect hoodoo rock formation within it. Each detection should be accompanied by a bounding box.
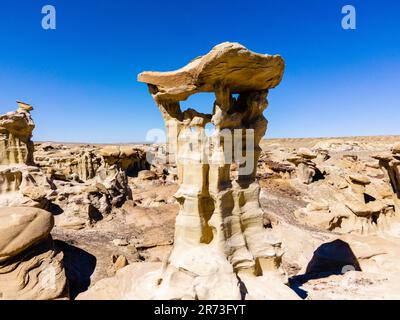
[0,101,35,166]
[99,146,148,176]
[1,52,400,300]
[78,42,298,300]
[0,104,136,228]
[287,148,318,184]
[0,102,52,208]
[285,140,400,236]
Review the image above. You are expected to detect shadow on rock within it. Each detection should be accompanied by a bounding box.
[289,239,361,299]
[55,240,97,299]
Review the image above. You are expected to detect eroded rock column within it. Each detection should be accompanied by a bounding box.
[0,101,35,166]
[374,145,400,214]
[135,43,297,299]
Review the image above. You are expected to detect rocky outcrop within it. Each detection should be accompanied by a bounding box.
[287,148,319,184]
[0,207,68,300]
[0,104,54,209]
[35,145,102,182]
[78,42,297,300]
[0,102,35,166]
[50,165,131,229]
[0,106,133,228]
[100,146,148,176]
[35,144,149,181]
[0,165,55,208]
[373,145,400,214]
[291,143,400,236]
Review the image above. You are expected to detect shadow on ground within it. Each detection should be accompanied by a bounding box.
[55,240,97,299]
[289,239,361,299]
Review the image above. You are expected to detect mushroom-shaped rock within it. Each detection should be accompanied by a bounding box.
[0,102,35,165]
[372,152,393,162]
[138,42,285,102]
[286,156,304,166]
[17,101,34,112]
[100,146,148,174]
[99,146,121,158]
[287,150,318,185]
[346,174,371,199]
[78,43,295,300]
[298,148,317,160]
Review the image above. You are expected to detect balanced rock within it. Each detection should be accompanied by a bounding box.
[138,42,284,102]
[100,146,148,176]
[79,43,297,300]
[287,149,319,184]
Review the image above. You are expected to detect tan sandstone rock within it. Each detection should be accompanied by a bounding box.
[0,207,68,300]
[0,207,54,262]
[79,42,297,300]
[0,102,35,166]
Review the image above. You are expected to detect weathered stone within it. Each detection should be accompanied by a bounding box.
[113,255,128,271]
[0,102,35,166]
[79,43,295,300]
[100,146,148,175]
[392,143,400,154]
[0,207,54,262]
[0,207,68,300]
[297,148,317,160]
[348,174,371,185]
[372,146,400,215]
[287,149,319,184]
[138,170,158,180]
[138,42,284,102]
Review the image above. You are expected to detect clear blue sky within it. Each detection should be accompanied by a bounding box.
[0,0,399,143]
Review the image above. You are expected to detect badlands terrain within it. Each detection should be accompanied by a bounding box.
[1,43,400,300]
[1,103,399,299]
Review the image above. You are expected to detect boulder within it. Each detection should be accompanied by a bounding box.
[0,207,68,300]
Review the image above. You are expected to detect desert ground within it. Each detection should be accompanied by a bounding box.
[53,135,400,299]
[2,109,400,299]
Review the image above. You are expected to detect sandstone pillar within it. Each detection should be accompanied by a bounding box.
[0,101,35,166]
[136,42,292,299]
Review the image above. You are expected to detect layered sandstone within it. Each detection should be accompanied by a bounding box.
[373,146,400,214]
[78,42,297,300]
[260,139,400,236]
[99,146,148,176]
[0,102,35,166]
[0,207,68,300]
[0,105,134,228]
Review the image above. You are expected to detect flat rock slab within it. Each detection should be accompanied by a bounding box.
[138,42,284,101]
